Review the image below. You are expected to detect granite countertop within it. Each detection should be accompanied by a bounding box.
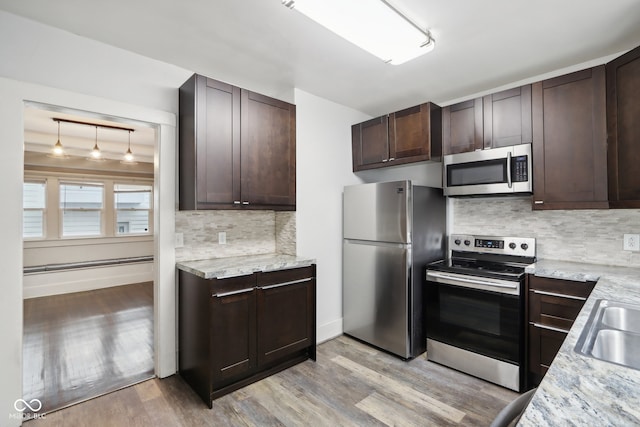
[176,253,316,279]
[519,259,640,426]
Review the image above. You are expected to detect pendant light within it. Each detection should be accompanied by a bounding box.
[52,120,64,156]
[121,130,137,164]
[47,119,68,158]
[89,125,103,160]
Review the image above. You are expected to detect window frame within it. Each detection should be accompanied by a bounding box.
[22,179,47,240]
[59,181,106,238]
[113,182,153,236]
[23,172,154,242]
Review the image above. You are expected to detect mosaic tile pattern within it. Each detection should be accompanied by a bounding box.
[276,211,296,255]
[452,197,640,267]
[175,210,295,262]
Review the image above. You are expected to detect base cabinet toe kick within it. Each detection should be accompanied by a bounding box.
[178,265,316,407]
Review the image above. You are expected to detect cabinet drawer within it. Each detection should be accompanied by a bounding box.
[210,274,256,296]
[529,291,585,331]
[257,266,314,287]
[528,275,595,299]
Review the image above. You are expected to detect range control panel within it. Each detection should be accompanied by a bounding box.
[449,234,536,257]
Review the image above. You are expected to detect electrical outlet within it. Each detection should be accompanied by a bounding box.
[623,234,640,251]
[218,231,227,245]
[175,233,184,248]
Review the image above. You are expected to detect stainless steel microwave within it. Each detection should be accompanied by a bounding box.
[443,144,533,197]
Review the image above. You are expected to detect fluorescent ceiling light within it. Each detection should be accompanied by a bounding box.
[282,0,434,65]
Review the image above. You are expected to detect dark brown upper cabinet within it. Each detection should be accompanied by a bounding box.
[443,86,532,155]
[179,74,296,211]
[352,102,441,172]
[607,44,640,208]
[483,85,533,149]
[531,66,608,210]
[442,98,483,155]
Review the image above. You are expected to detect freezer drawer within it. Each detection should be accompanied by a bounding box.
[343,240,410,358]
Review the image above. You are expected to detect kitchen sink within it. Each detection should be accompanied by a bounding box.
[575,299,640,370]
[601,306,640,334]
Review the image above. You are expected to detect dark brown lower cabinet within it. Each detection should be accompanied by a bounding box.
[526,275,595,388]
[179,265,316,407]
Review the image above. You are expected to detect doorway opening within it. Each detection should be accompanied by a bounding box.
[22,102,158,414]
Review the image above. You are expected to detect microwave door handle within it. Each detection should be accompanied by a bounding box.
[506,151,513,188]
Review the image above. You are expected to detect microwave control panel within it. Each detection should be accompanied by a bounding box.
[512,155,529,182]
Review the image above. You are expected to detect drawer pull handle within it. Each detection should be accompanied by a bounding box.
[258,277,312,290]
[213,287,255,298]
[531,289,587,301]
[531,322,570,334]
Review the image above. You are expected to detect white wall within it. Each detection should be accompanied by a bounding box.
[0,11,187,426]
[294,89,370,342]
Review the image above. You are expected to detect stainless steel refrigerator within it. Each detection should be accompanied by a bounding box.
[343,180,446,359]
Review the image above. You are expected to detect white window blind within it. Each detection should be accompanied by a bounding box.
[23,180,46,238]
[60,182,104,237]
[114,183,152,235]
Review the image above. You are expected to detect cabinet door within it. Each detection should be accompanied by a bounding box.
[607,44,640,208]
[532,66,608,210]
[528,323,566,386]
[178,75,241,210]
[352,116,389,171]
[483,85,532,148]
[256,268,315,366]
[442,98,483,155]
[241,90,296,208]
[389,102,442,163]
[211,286,257,388]
[199,78,241,207]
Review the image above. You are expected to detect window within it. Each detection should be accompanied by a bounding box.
[114,183,152,235]
[60,182,104,237]
[23,180,46,238]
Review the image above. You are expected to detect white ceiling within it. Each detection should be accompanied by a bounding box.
[23,104,156,163]
[1,0,639,118]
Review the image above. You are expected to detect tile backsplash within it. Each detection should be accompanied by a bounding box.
[452,197,640,268]
[175,210,296,262]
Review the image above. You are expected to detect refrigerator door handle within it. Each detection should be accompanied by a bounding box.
[344,239,409,249]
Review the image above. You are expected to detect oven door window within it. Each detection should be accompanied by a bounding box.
[426,282,522,364]
[447,158,507,187]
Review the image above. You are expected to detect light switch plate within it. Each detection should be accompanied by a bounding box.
[218,231,227,245]
[175,232,184,248]
[623,234,640,251]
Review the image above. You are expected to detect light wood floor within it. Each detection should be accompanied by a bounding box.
[25,335,517,426]
[23,282,154,415]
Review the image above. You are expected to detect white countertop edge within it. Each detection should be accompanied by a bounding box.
[176,253,316,279]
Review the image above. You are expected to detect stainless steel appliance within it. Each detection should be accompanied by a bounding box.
[343,180,446,359]
[443,144,532,197]
[425,234,536,391]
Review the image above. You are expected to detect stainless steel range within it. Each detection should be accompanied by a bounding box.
[425,234,536,392]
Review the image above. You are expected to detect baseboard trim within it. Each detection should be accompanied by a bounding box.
[23,262,153,298]
[317,317,343,344]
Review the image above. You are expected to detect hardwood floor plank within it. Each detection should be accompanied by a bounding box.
[356,392,428,427]
[25,334,517,426]
[332,354,466,423]
[23,282,154,415]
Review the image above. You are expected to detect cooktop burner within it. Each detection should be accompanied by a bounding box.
[430,257,527,279]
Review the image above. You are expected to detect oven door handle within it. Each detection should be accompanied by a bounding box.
[426,271,518,292]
